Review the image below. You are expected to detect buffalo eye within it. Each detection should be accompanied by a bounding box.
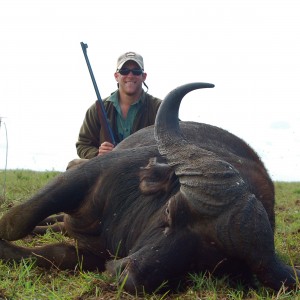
[164,200,172,226]
[165,200,172,216]
[165,206,170,215]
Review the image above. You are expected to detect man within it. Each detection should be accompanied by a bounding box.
[76,51,162,158]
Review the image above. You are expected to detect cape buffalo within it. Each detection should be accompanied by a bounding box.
[0,83,299,294]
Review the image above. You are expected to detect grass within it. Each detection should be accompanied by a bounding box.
[0,169,299,299]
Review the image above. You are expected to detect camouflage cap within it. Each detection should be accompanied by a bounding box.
[116,51,144,70]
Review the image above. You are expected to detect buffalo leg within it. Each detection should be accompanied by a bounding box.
[37,214,65,226]
[0,163,100,241]
[0,240,105,271]
[31,222,67,236]
[31,214,67,235]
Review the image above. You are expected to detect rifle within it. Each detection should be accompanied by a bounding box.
[80,42,116,145]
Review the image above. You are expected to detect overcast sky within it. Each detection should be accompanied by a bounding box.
[0,0,299,181]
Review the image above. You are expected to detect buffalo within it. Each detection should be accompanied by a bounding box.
[0,83,299,294]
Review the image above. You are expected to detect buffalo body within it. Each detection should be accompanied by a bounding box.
[0,83,298,293]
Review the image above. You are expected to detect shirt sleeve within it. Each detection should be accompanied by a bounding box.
[76,102,101,159]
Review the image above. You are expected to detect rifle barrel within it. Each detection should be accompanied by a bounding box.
[80,42,116,145]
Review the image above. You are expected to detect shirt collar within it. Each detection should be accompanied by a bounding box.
[107,90,146,108]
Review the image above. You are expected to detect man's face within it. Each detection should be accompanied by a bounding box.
[114,61,147,97]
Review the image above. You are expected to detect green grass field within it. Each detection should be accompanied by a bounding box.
[0,169,299,299]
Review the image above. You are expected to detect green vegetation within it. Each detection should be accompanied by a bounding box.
[0,170,299,299]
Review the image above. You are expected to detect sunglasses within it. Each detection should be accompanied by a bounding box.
[118,68,143,76]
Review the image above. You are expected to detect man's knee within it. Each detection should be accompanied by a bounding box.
[66,159,89,170]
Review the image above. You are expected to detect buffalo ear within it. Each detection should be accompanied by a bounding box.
[139,157,177,195]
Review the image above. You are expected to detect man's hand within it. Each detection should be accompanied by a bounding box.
[98,141,115,156]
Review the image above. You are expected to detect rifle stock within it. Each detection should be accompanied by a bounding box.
[80,42,116,145]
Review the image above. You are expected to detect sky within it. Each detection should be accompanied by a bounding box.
[0,0,299,182]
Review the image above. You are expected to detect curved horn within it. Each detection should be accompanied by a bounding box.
[155,82,246,216]
[155,82,214,139]
[155,82,214,157]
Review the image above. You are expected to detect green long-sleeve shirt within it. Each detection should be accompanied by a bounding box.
[76,90,162,158]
